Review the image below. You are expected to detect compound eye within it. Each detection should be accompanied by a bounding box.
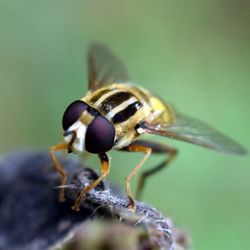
[85,116,115,154]
[62,100,88,130]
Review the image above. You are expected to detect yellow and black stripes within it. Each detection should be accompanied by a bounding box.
[99,91,133,114]
[112,101,142,124]
[87,87,143,126]
[88,88,111,104]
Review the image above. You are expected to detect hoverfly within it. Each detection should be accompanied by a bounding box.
[51,43,247,211]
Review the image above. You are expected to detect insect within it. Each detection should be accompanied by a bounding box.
[51,43,247,211]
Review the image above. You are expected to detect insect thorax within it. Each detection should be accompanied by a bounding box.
[82,83,173,149]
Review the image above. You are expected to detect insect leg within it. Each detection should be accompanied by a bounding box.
[50,143,68,202]
[72,152,110,211]
[131,140,177,200]
[122,144,152,211]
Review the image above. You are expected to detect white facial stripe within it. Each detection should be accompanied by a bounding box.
[63,121,82,144]
[94,89,121,106]
[67,120,82,131]
[63,120,87,153]
[74,125,86,152]
[105,97,138,120]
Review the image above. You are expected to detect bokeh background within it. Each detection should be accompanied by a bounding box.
[0,1,249,249]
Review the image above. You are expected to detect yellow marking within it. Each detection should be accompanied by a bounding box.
[150,96,166,112]
[80,110,95,125]
[149,96,175,125]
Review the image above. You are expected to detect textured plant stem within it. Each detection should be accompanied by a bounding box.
[0,150,190,250]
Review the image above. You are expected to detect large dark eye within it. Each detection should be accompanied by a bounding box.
[85,116,115,154]
[62,100,88,130]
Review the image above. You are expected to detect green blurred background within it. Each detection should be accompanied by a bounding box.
[0,1,249,249]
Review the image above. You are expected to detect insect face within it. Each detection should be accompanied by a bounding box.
[62,100,115,154]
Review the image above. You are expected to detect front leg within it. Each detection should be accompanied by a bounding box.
[50,143,68,201]
[72,152,110,211]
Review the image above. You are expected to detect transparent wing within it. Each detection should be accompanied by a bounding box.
[88,42,129,91]
[143,113,247,155]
